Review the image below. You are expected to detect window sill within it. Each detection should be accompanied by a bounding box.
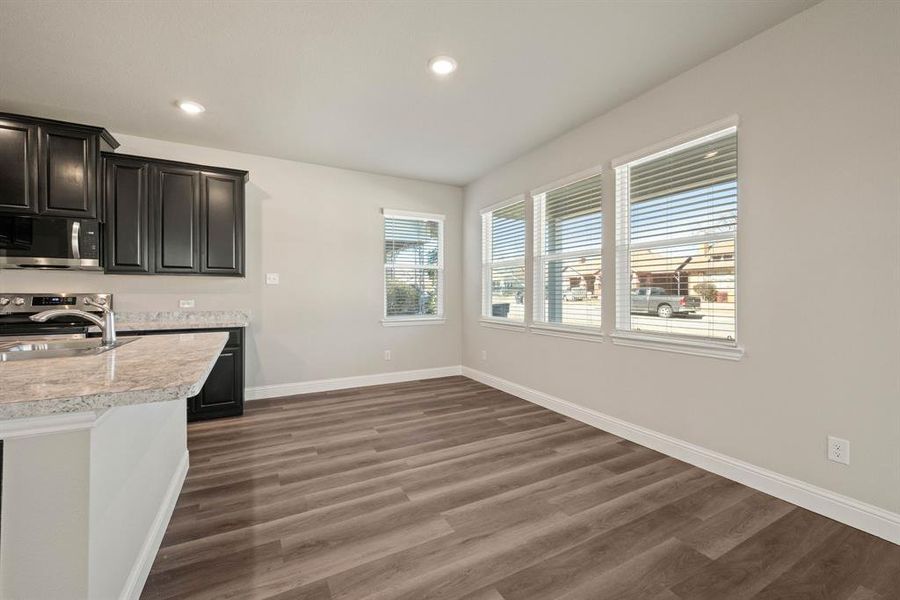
[530,323,604,342]
[479,318,526,331]
[381,318,446,327]
[610,331,744,361]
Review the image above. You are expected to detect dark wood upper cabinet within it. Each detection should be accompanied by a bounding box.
[38,125,98,217]
[0,113,118,219]
[153,164,201,273]
[0,118,38,214]
[0,114,247,277]
[201,171,244,275]
[104,155,151,273]
[103,153,247,277]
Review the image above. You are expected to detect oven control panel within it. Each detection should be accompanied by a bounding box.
[0,293,113,316]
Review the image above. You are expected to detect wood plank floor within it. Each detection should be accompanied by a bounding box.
[141,376,900,600]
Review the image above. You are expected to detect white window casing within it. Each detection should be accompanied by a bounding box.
[532,169,603,335]
[613,120,744,360]
[481,196,527,327]
[382,209,445,324]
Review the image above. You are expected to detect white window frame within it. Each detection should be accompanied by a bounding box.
[480,195,527,329]
[382,209,445,326]
[531,165,605,338]
[612,117,744,360]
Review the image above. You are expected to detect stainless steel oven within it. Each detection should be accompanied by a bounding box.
[0,216,101,270]
[0,293,112,341]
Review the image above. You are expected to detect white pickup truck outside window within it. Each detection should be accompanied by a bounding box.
[613,121,742,359]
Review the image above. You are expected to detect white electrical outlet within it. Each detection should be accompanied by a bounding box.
[179,299,195,308]
[828,436,850,465]
[481,350,487,361]
[266,273,280,285]
[384,350,391,361]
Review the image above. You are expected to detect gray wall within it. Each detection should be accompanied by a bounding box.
[0,135,464,388]
[462,0,900,514]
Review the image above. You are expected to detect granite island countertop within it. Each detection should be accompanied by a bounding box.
[0,332,228,420]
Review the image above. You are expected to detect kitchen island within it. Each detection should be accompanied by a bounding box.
[0,332,228,600]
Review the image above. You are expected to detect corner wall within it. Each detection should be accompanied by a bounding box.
[462,0,900,516]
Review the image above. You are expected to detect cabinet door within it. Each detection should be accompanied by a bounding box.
[200,172,244,275]
[38,125,98,217]
[153,165,200,273]
[189,345,244,421]
[0,119,38,214]
[104,156,152,273]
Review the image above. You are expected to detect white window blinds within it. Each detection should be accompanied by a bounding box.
[533,172,602,329]
[383,210,444,319]
[482,198,526,321]
[615,127,737,342]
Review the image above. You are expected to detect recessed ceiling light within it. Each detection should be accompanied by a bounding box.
[178,100,206,115]
[428,56,458,77]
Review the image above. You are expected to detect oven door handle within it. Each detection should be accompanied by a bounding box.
[71,220,81,260]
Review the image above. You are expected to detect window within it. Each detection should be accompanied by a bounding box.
[615,126,738,346]
[383,210,443,322]
[533,171,603,330]
[481,197,526,322]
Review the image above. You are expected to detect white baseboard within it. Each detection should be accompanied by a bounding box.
[245,366,463,401]
[462,366,900,546]
[120,450,190,600]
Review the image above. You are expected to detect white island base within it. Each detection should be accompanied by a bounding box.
[1,400,188,599]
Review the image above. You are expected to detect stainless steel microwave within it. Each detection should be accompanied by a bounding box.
[0,216,101,270]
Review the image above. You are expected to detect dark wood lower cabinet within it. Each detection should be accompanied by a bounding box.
[188,333,244,421]
[115,327,244,422]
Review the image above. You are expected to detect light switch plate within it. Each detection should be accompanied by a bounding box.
[179,299,195,308]
[266,273,280,285]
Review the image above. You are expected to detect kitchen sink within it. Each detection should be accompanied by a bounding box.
[0,337,137,362]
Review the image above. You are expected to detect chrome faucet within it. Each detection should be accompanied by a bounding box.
[30,298,117,345]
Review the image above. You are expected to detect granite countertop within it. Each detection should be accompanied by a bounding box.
[111,310,249,331]
[0,332,228,420]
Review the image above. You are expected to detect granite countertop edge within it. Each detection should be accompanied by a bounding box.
[0,382,204,420]
[0,332,228,420]
[90,310,250,332]
[113,320,249,331]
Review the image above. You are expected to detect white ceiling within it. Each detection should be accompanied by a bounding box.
[0,0,817,185]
